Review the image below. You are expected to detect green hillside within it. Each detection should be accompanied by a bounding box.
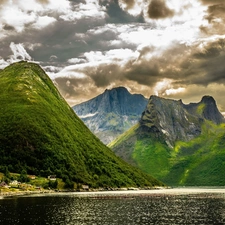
[110,96,225,186]
[0,61,163,188]
[165,121,225,186]
[110,121,225,186]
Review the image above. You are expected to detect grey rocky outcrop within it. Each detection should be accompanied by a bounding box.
[140,95,224,148]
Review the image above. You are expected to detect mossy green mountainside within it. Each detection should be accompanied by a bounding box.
[0,61,163,188]
[73,87,148,145]
[109,95,225,186]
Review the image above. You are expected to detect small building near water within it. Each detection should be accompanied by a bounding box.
[0,181,10,188]
[82,185,89,191]
[48,175,56,181]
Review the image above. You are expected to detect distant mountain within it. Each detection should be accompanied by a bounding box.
[73,87,148,144]
[0,61,163,188]
[109,95,225,186]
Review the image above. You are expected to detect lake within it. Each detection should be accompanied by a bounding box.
[1,188,225,224]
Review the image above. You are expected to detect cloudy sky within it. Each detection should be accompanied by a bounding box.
[1,0,225,114]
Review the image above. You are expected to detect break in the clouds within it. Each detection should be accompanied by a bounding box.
[0,0,225,112]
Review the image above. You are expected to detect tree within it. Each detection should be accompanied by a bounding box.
[3,166,11,184]
[3,166,10,178]
[18,169,30,183]
[48,179,58,189]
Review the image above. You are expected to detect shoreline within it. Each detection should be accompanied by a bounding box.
[0,189,56,198]
[0,187,161,198]
[1,187,225,199]
[0,185,168,198]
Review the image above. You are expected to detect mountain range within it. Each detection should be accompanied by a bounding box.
[109,95,225,186]
[0,61,163,189]
[73,87,148,144]
[3,61,225,187]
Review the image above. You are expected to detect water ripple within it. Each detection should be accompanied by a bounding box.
[1,189,225,224]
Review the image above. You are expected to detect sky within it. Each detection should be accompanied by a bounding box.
[0,0,225,115]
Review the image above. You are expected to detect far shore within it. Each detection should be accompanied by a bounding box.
[0,186,162,198]
[1,187,225,199]
[0,189,55,198]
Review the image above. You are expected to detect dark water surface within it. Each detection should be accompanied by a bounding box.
[1,188,225,225]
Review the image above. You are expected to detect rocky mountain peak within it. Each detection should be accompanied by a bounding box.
[201,95,215,103]
[184,95,224,125]
[201,96,224,124]
[140,95,224,147]
[73,87,148,144]
[101,87,147,115]
[104,86,129,95]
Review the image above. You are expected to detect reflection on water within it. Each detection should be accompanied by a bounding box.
[1,189,225,225]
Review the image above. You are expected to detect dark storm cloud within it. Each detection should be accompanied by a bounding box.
[54,76,103,105]
[0,15,109,64]
[79,38,225,91]
[69,0,85,3]
[36,0,49,4]
[72,44,186,90]
[200,0,224,5]
[31,21,90,63]
[103,0,145,23]
[55,77,88,97]
[125,38,225,97]
[3,24,15,31]
[0,0,142,67]
[26,21,135,66]
[120,44,188,86]
[183,39,225,85]
[115,38,225,91]
[124,60,161,85]
[144,39,225,89]
[194,46,220,59]
[0,0,110,62]
[147,0,175,19]
[84,28,137,54]
[121,0,135,9]
[200,3,225,35]
[205,3,225,23]
[82,63,123,87]
[0,0,8,4]
[141,39,225,89]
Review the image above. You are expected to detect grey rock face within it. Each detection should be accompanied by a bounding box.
[140,95,224,147]
[184,96,224,124]
[73,87,148,144]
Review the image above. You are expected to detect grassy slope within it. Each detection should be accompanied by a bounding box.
[166,122,225,186]
[0,61,163,188]
[110,121,225,186]
[110,125,172,181]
